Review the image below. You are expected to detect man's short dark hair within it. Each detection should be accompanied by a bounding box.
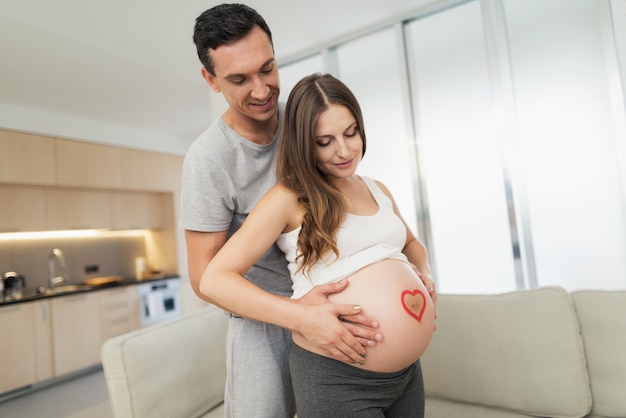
[193,3,273,76]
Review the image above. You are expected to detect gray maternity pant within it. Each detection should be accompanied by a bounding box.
[288,342,425,418]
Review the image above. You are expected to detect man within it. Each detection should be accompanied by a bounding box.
[181,4,386,417]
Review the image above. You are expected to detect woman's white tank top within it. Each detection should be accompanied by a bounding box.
[276,176,408,298]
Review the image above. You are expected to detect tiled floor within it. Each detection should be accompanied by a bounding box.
[0,368,113,418]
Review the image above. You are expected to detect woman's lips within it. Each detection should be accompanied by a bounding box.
[334,159,353,169]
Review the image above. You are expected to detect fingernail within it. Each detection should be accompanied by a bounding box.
[353,305,362,311]
[351,360,356,364]
[371,321,379,328]
[359,352,366,358]
[359,361,365,365]
[375,333,382,341]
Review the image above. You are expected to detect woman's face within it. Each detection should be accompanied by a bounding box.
[313,104,363,181]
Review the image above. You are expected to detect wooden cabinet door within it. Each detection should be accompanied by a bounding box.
[121,149,183,191]
[98,286,139,345]
[111,191,165,230]
[0,130,56,185]
[0,185,46,232]
[51,293,101,376]
[0,302,38,393]
[45,188,112,230]
[55,139,123,188]
[33,300,53,382]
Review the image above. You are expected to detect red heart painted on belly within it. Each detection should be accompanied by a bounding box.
[401,289,427,323]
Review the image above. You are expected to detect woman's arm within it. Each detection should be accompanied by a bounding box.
[375,180,437,306]
[200,182,380,363]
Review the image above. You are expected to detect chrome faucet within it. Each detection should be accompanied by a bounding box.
[48,248,68,289]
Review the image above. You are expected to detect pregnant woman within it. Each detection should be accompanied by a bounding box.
[201,73,436,417]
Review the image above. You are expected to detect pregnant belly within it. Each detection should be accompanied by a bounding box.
[293,258,435,373]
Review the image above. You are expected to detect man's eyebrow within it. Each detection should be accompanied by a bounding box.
[224,58,275,81]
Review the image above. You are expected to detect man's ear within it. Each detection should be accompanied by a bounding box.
[201,67,220,93]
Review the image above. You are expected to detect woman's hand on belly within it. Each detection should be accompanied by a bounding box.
[414,269,437,330]
[293,279,384,364]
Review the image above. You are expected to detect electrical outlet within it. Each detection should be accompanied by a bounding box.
[84,264,100,274]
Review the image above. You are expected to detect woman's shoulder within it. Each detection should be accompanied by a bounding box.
[267,181,304,231]
[261,180,302,213]
[270,180,298,199]
[254,182,294,210]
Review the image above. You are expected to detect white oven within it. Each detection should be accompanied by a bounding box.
[137,278,181,327]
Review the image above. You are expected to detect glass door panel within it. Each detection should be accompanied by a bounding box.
[334,27,419,233]
[279,54,324,100]
[407,1,517,293]
[503,0,626,289]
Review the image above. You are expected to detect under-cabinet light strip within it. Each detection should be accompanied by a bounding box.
[0,229,147,241]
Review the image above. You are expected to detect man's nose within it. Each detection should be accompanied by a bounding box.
[250,76,269,99]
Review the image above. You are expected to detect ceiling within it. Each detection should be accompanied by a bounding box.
[0,0,440,155]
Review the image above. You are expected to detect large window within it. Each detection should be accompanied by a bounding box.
[278,0,626,293]
[406,1,517,293]
[334,27,419,233]
[503,0,626,289]
[279,54,324,101]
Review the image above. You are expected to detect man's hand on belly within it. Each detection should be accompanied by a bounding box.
[296,279,384,364]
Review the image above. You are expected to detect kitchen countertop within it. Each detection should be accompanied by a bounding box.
[0,275,180,307]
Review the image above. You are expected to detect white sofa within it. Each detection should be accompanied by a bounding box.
[102,287,626,418]
[102,305,227,418]
[422,287,626,418]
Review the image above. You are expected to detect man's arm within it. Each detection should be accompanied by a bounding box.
[185,229,229,304]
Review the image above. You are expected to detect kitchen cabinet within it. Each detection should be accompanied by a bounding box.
[0,130,56,185]
[99,286,139,344]
[0,300,52,393]
[51,293,101,376]
[55,139,123,189]
[111,191,165,230]
[34,300,54,382]
[0,185,46,232]
[121,149,183,191]
[45,188,112,230]
[0,129,183,193]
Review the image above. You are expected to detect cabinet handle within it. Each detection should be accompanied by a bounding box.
[107,317,130,325]
[105,302,129,310]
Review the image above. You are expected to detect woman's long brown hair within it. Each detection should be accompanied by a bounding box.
[275,73,367,276]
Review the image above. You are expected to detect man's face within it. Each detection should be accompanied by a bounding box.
[202,25,280,124]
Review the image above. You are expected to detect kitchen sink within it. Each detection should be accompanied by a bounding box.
[27,284,92,296]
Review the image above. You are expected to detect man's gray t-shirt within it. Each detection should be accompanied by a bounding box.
[180,106,291,297]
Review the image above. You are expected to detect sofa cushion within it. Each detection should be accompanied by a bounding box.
[572,290,626,418]
[201,403,225,418]
[102,306,228,418]
[426,397,536,418]
[421,286,591,418]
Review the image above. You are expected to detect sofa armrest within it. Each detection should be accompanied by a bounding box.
[102,306,228,418]
[572,290,626,418]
